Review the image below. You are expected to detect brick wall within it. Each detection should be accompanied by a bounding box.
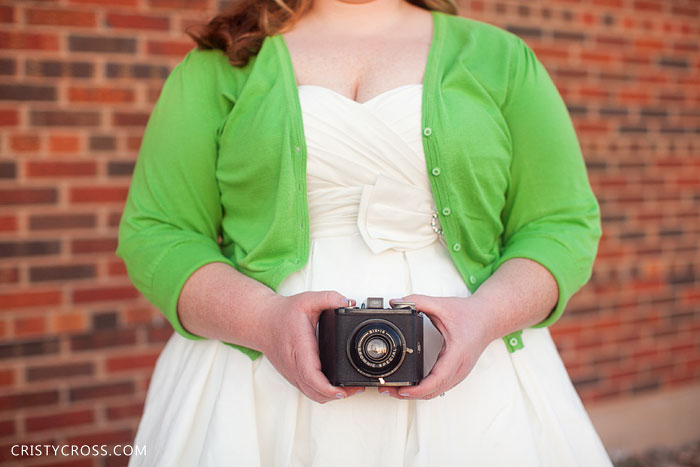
[0,0,698,465]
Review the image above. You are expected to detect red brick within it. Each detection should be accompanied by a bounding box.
[73,286,140,303]
[27,161,96,177]
[0,215,17,232]
[0,267,19,284]
[26,409,94,432]
[108,260,127,276]
[672,6,699,17]
[0,109,18,126]
[0,6,14,23]
[619,89,651,104]
[53,312,87,333]
[592,0,623,6]
[65,429,133,446]
[106,401,143,420]
[71,237,118,254]
[0,419,14,437]
[148,0,208,9]
[0,290,62,310]
[124,306,156,324]
[48,135,81,153]
[108,211,123,227]
[0,369,14,386]
[14,316,47,337]
[69,186,128,203]
[634,0,664,12]
[127,135,142,150]
[106,352,160,372]
[70,329,136,351]
[69,380,134,401]
[112,111,149,127]
[580,51,614,64]
[146,39,193,57]
[26,8,97,27]
[0,390,59,411]
[29,213,96,230]
[9,134,40,152]
[26,362,94,381]
[0,32,59,51]
[106,13,170,30]
[69,0,139,5]
[69,86,135,103]
[0,188,57,205]
[635,38,665,50]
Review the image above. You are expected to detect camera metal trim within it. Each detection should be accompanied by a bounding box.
[346,318,408,379]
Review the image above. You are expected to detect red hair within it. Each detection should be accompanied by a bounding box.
[186,0,458,67]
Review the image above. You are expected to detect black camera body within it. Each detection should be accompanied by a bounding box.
[318,297,424,387]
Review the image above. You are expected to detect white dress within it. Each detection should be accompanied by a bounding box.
[129,84,612,467]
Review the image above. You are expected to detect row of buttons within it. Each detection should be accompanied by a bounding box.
[425,127,467,261]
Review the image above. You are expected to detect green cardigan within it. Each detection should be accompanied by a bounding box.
[116,10,602,360]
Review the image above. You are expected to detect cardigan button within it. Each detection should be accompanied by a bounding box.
[469,275,477,284]
[442,207,451,216]
[295,145,301,153]
[452,243,461,252]
[431,167,441,176]
[423,127,432,137]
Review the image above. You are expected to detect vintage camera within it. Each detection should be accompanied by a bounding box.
[318,297,424,387]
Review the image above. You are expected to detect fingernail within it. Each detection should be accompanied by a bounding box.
[399,392,409,397]
[336,393,345,399]
[380,391,390,396]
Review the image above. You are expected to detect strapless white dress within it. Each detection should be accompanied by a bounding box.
[129,84,612,467]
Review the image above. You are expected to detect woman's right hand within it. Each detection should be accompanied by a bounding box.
[255,290,365,403]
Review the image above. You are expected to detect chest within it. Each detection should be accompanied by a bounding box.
[282,30,431,104]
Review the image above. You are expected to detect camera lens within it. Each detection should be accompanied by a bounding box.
[365,336,389,361]
[347,319,407,378]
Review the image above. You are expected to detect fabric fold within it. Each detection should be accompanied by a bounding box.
[357,173,438,254]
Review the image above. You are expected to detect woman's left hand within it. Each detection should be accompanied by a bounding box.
[383,294,494,400]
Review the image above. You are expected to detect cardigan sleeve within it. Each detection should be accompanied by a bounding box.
[116,48,236,340]
[494,37,602,327]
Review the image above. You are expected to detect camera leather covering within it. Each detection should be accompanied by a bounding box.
[318,299,424,386]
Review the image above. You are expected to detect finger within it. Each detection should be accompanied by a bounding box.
[294,344,347,401]
[379,386,402,398]
[424,359,466,400]
[301,290,349,323]
[398,347,460,399]
[296,377,335,404]
[395,294,446,324]
[345,387,366,397]
[293,365,336,403]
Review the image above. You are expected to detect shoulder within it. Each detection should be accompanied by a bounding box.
[151,46,243,123]
[170,46,238,86]
[437,13,537,105]
[438,12,524,57]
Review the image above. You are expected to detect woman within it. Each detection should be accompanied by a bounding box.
[116,0,612,465]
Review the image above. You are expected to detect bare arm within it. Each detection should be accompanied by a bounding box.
[386,257,558,400]
[469,257,558,343]
[176,262,276,350]
[175,262,363,403]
